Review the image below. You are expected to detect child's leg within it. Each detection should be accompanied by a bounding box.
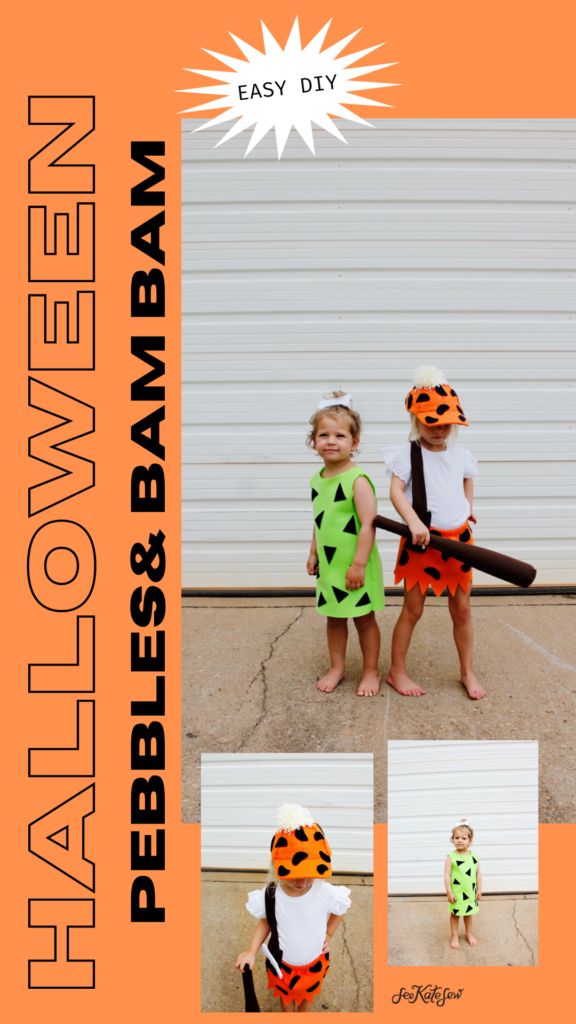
[449,913,460,949]
[386,585,427,696]
[447,589,486,700]
[463,914,477,945]
[297,1000,312,1013]
[280,1000,298,1012]
[316,617,348,692]
[353,611,381,696]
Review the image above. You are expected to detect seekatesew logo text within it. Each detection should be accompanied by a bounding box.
[391,985,464,1007]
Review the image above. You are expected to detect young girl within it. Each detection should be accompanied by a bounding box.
[235,804,352,1013]
[444,820,482,948]
[306,392,384,696]
[383,366,486,700]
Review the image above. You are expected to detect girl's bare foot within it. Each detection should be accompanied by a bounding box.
[466,934,477,946]
[450,938,460,949]
[386,670,426,696]
[460,673,486,700]
[316,668,344,693]
[357,671,381,697]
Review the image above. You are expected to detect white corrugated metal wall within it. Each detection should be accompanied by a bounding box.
[388,741,538,895]
[201,753,373,872]
[182,120,576,589]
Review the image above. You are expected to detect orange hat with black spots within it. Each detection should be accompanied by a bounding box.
[405,365,469,426]
[271,804,332,879]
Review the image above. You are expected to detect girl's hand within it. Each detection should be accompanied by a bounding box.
[321,934,332,954]
[306,553,319,576]
[410,518,430,548]
[235,951,256,972]
[447,891,456,904]
[345,561,366,590]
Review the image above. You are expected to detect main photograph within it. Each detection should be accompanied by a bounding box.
[181,119,576,823]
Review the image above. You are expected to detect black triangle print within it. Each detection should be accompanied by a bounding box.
[462,892,469,901]
[472,855,477,864]
[355,592,371,607]
[315,511,324,529]
[332,586,349,604]
[465,868,472,876]
[334,483,346,502]
[343,516,357,535]
[453,878,460,885]
[455,860,464,866]
[323,546,337,564]
[311,488,319,502]
[465,905,474,913]
[317,593,327,607]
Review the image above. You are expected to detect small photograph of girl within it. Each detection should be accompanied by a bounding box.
[388,740,538,967]
[383,365,485,700]
[201,753,373,1012]
[307,392,384,696]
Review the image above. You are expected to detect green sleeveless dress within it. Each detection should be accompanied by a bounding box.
[449,850,479,916]
[310,466,384,618]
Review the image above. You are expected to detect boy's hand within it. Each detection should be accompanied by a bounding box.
[409,518,430,548]
[447,891,456,904]
[306,553,319,576]
[345,561,365,590]
[235,951,256,971]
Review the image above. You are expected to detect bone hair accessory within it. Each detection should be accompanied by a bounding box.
[317,392,352,410]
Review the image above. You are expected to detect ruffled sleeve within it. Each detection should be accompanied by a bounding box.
[382,444,411,484]
[328,884,351,916]
[246,888,267,919]
[461,448,479,478]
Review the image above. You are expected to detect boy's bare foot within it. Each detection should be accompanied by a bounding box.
[450,938,460,949]
[466,935,477,946]
[386,670,426,696]
[357,671,381,697]
[460,673,486,700]
[316,669,344,693]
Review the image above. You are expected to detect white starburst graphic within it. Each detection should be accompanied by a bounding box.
[179,18,398,158]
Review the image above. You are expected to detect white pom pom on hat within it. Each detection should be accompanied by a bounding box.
[412,364,448,388]
[276,803,315,832]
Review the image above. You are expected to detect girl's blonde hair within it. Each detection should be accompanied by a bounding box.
[451,823,474,842]
[307,391,362,449]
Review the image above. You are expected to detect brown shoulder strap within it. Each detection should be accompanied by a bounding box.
[410,441,431,527]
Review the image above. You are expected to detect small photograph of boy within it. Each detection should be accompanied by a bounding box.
[387,740,538,966]
[201,752,373,1012]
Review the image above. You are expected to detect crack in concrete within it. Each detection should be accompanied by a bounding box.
[511,899,535,965]
[236,607,305,751]
[339,915,361,1011]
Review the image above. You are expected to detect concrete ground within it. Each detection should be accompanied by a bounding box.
[182,594,576,823]
[388,894,538,966]
[202,872,373,1013]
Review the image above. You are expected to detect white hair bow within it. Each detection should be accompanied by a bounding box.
[318,393,352,410]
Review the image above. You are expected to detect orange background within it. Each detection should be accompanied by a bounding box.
[4,0,574,1019]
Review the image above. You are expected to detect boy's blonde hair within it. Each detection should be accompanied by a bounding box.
[307,391,362,449]
[409,414,459,444]
[451,823,474,842]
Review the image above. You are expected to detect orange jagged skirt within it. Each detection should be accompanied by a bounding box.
[266,952,330,1006]
[394,522,474,597]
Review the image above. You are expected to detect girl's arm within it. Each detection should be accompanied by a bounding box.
[463,477,476,524]
[322,913,344,953]
[306,528,319,575]
[235,918,271,971]
[476,864,482,900]
[390,475,431,547]
[346,476,377,589]
[444,856,455,903]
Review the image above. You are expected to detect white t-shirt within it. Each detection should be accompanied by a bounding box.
[382,443,478,531]
[246,881,351,966]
